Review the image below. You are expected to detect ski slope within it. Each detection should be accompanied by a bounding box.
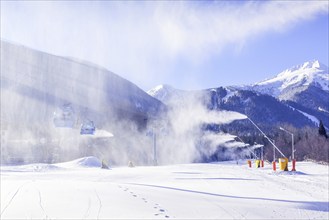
[1,157,328,219]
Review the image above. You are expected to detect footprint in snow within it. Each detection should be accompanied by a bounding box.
[153,204,170,218]
[154,212,170,218]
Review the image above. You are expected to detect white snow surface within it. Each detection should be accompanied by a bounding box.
[1,157,328,219]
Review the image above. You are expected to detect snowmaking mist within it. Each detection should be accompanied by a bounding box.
[0,41,160,165]
[149,89,248,164]
[1,41,247,166]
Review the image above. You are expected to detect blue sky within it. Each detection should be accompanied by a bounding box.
[1,1,328,91]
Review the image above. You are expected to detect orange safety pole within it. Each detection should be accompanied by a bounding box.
[291,159,296,171]
[272,161,276,171]
[247,160,252,168]
[261,160,264,167]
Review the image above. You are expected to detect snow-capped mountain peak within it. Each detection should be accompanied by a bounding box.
[276,60,326,78]
[147,84,174,101]
[301,60,325,69]
[147,84,190,104]
[287,60,324,71]
[252,60,329,98]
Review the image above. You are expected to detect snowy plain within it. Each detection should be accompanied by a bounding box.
[1,157,328,219]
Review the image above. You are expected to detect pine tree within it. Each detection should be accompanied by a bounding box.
[318,120,328,138]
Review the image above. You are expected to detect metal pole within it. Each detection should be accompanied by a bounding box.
[261,144,264,167]
[236,136,258,159]
[153,128,157,166]
[279,127,296,171]
[248,118,286,158]
[279,127,294,160]
[273,140,276,162]
[292,133,294,160]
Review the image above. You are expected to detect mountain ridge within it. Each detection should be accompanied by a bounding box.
[248,60,329,98]
[148,60,329,130]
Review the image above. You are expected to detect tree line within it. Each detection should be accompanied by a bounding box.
[238,121,329,163]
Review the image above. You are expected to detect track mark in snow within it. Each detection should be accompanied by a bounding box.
[130,191,138,197]
[199,177,238,219]
[120,185,139,198]
[83,197,91,219]
[153,203,170,218]
[1,181,30,217]
[120,185,171,218]
[37,188,50,219]
[94,190,102,220]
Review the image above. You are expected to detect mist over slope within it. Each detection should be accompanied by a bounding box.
[0,41,166,164]
[1,40,164,124]
[1,41,248,165]
[2,40,326,165]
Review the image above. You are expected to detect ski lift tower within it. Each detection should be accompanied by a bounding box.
[145,116,167,166]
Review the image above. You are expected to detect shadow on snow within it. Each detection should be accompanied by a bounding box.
[127,183,329,213]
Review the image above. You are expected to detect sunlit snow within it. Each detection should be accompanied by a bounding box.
[1,157,328,219]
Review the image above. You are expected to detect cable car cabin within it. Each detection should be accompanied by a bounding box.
[80,120,96,135]
[53,105,75,128]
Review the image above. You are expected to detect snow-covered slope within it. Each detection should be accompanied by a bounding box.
[1,158,328,219]
[250,60,329,99]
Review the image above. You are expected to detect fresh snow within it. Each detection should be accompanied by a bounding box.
[295,111,319,126]
[1,157,328,219]
[287,105,319,126]
[319,107,329,114]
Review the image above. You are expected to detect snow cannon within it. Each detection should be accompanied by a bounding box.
[291,159,296,171]
[247,160,252,168]
[128,161,135,168]
[272,161,276,171]
[101,159,109,169]
[80,120,96,135]
[279,158,288,171]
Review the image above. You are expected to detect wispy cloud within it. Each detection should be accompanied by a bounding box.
[1,1,328,89]
[154,1,328,61]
